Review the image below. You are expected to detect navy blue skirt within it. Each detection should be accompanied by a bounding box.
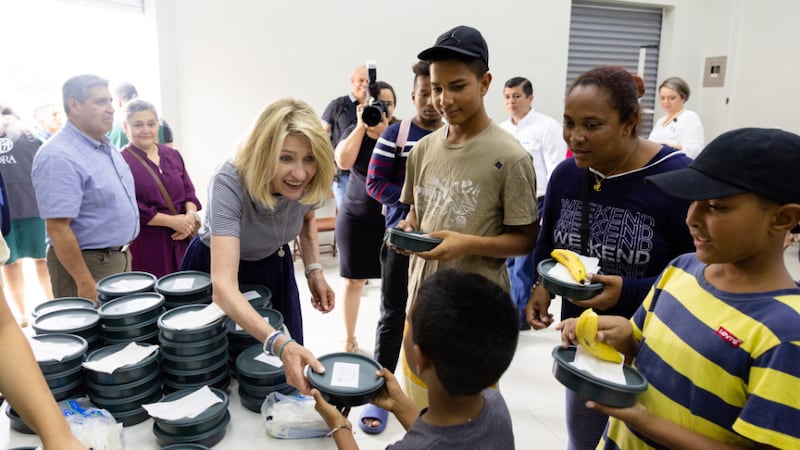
[181,237,304,345]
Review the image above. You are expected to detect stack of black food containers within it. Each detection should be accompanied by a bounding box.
[155,271,212,310]
[235,344,297,412]
[96,271,157,304]
[33,307,102,350]
[98,292,165,345]
[84,343,162,426]
[158,305,229,393]
[225,307,284,377]
[239,284,272,309]
[159,444,211,450]
[8,334,89,434]
[149,387,230,447]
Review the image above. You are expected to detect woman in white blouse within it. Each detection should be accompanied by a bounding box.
[648,77,705,158]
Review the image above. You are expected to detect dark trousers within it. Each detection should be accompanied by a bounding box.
[373,240,409,372]
[566,389,608,450]
[181,237,304,345]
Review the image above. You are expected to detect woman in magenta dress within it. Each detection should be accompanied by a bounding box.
[121,99,201,277]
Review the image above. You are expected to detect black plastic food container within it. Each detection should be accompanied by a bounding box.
[306,352,384,407]
[551,346,648,408]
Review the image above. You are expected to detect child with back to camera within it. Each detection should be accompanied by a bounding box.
[313,269,519,449]
[558,128,800,449]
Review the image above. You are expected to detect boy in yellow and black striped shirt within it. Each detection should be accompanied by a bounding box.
[559,128,800,450]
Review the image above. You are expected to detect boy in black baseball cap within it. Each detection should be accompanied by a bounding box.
[558,127,800,449]
[394,25,538,408]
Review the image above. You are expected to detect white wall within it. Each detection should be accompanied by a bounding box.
[152,0,800,204]
[726,0,800,131]
[152,0,575,201]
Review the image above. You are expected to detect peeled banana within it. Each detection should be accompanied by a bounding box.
[551,249,587,284]
[575,309,623,363]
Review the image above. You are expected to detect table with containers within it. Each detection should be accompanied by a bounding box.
[2,270,386,449]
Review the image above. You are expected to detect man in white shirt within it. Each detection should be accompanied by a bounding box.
[500,76,566,330]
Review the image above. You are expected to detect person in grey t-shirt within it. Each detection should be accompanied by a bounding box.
[181,98,337,393]
[313,269,518,449]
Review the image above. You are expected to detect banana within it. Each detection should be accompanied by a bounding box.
[575,309,623,363]
[551,249,587,284]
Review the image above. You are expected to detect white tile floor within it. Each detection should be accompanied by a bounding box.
[3,245,800,449]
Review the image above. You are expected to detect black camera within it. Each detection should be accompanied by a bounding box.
[361,61,388,127]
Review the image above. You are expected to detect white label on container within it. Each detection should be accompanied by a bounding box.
[109,278,149,292]
[172,277,195,290]
[330,362,359,388]
[255,353,283,367]
[242,290,260,300]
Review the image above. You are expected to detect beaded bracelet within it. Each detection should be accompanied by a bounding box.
[262,330,283,355]
[325,423,352,437]
[276,337,297,360]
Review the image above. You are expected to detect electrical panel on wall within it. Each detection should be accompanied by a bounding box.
[703,56,727,87]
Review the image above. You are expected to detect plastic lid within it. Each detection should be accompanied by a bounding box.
[96,271,156,295]
[152,387,230,426]
[33,297,95,318]
[156,271,212,296]
[29,333,88,363]
[85,342,160,369]
[239,284,272,300]
[160,444,212,450]
[33,308,99,334]
[158,304,224,333]
[235,344,285,379]
[306,352,384,397]
[224,308,283,336]
[98,292,165,319]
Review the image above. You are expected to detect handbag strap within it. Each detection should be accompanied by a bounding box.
[124,146,178,215]
[580,169,591,255]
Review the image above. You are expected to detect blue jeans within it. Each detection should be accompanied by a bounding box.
[506,197,545,327]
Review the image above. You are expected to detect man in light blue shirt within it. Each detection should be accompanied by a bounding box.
[32,74,139,301]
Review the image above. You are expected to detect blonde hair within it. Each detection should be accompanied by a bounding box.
[233,98,335,209]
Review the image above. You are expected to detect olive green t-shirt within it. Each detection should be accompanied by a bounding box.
[400,122,537,304]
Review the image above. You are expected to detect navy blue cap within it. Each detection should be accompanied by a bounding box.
[418,25,488,66]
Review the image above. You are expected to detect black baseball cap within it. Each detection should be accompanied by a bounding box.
[417,25,489,66]
[647,128,800,205]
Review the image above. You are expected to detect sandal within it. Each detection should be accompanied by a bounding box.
[344,337,359,353]
[358,403,388,434]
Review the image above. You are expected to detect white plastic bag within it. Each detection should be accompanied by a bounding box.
[59,397,124,450]
[261,392,330,439]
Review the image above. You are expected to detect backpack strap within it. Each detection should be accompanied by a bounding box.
[394,119,412,157]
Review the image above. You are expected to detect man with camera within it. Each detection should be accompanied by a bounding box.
[321,65,369,208]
